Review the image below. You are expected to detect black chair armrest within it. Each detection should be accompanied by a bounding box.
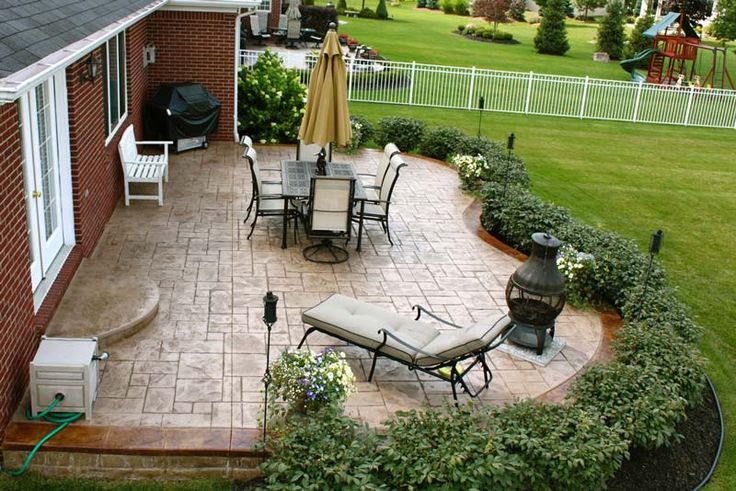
[413,305,465,329]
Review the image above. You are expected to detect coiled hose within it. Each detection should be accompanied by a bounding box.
[0,394,82,477]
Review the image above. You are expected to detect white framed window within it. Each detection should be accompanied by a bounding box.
[104,31,127,141]
[257,0,272,12]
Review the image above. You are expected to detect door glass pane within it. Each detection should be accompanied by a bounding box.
[19,102,36,263]
[35,84,58,241]
[108,36,119,131]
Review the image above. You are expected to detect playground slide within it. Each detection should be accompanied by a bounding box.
[620,48,655,81]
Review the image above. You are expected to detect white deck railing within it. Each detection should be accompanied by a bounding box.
[239,49,736,129]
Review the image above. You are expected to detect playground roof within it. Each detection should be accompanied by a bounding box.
[644,12,699,39]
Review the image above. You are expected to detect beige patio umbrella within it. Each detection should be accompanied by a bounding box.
[298,23,352,149]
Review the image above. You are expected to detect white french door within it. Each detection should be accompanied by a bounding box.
[19,73,73,293]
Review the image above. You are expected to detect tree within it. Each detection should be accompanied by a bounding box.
[624,14,655,63]
[508,0,527,20]
[597,0,626,59]
[574,0,606,19]
[660,0,711,21]
[376,0,389,18]
[711,0,736,40]
[534,0,570,54]
[473,0,512,37]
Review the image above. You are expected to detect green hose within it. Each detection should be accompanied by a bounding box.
[0,395,83,477]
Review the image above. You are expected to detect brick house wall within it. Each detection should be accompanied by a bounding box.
[147,10,236,141]
[0,103,37,442]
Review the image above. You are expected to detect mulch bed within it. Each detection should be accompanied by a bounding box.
[608,382,721,490]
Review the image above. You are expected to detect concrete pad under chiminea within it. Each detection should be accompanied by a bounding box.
[45,260,159,348]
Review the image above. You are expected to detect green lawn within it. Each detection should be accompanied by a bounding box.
[351,100,736,489]
[337,2,736,83]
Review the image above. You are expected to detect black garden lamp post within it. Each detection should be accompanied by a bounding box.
[477,96,485,137]
[506,232,566,355]
[507,132,515,157]
[261,291,278,443]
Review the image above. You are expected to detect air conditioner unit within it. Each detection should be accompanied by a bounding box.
[30,337,108,420]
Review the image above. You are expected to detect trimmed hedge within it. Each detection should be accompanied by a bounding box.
[261,120,707,490]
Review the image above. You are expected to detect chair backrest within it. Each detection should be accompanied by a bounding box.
[118,125,138,174]
[287,19,301,40]
[257,11,269,32]
[244,146,263,193]
[297,140,332,162]
[279,14,288,30]
[379,154,407,212]
[307,177,355,235]
[250,14,263,35]
[240,135,253,148]
[374,142,401,188]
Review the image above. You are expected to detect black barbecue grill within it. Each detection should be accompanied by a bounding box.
[146,83,221,152]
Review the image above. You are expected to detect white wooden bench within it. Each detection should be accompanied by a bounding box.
[118,125,172,206]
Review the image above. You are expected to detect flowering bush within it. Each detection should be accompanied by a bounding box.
[270,349,355,413]
[557,244,597,306]
[450,154,489,188]
[237,50,306,144]
[343,115,375,153]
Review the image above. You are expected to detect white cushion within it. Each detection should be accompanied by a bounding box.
[302,294,439,364]
[415,313,511,366]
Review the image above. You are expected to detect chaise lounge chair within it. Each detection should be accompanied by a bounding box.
[299,294,516,402]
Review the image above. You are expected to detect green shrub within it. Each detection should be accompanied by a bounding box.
[376,0,389,18]
[597,0,626,60]
[453,134,500,156]
[338,0,348,9]
[351,70,412,90]
[350,114,375,143]
[261,407,383,489]
[570,362,688,449]
[509,0,527,21]
[416,0,427,7]
[534,0,570,54]
[556,244,597,307]
[418,126,466,160]
[457,23,466,32]
[482,29,495,38]
[441,0,455,13]
[455,0,470,15]
[359,7,377,17]
[624,15,655,64]
[237,50,307,143]
[426,0,439,8]
[376,116,426,151]
[494,401,628,490]
[381,406,525,489]
[621,284,703,343]
[613,323,706,406]
[481,183,570,251]
[494,30,514,40]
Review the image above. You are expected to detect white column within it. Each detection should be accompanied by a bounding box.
[639,0,649,17]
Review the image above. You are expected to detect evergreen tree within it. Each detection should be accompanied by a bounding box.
[661,0,711,21]
[597,0,626,59]
[376,0,389,18]
[624,14,654,64]
[534,0,570,54]
[712,0,736,41]
[338,0,348,10]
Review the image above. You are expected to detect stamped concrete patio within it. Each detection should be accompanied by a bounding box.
[45,142,603,429]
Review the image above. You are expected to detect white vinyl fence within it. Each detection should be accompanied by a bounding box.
[240,49,736,129]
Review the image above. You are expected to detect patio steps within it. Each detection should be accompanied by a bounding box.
[45,259,159,348]
[1,423,263,480]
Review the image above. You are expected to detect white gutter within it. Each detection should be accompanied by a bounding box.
[165,0,259,11]
[234,9,248,141]
[0,0,259,103]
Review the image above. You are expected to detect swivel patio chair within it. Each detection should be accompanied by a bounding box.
[243,146,297,240]
[352,153,406,246]
[299,294,516,401]
[286,19,301,48]
[249,14,271,45]
[357,142,400,201]
[302,177,355,264]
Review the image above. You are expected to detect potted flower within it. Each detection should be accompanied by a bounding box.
[270,349,356,414]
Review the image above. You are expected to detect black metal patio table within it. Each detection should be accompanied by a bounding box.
[280,160,368,251]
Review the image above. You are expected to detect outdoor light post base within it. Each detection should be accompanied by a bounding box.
[508,322,554,356]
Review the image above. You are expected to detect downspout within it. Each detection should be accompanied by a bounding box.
[234,8,249,141]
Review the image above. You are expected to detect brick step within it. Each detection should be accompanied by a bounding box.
[1,422,264,480]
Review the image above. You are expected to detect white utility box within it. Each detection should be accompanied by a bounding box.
[30,337,102,420]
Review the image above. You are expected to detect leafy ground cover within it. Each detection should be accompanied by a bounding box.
[351,100,735,489]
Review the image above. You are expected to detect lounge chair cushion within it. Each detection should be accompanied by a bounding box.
[302,294,440,364]
[415,313,511,366]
